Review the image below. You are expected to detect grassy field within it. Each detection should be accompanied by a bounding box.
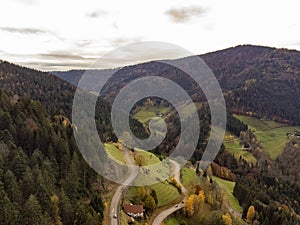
[134,148,161,165]
[224,140,257,163]
[212,176,242,213]
[127,181,179,207]
[234,115,300,159]
[124,148,179,207]
[181,168,242,213]
[151,182,179,207]
[132,148,172,186]
[132,105,171,124]
[104,143,126,164]
[181,167,200,188]
[234,115,287,131]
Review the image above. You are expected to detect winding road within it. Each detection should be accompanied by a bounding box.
[110,145,138,225]
[109,148,187,225]
[152,160,188,225]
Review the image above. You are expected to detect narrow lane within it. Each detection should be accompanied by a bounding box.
[152,160,187,225]
[110,145,138,225]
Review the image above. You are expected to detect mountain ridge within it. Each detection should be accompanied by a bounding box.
[51,44,300,125]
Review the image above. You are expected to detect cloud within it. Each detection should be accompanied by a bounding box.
[39,51,88,61]
[74,40,93,48]
[12,0,36,4]
[0,26,47,34]
[16,61,94,71]
[86,10,107,18]
[165,6,206,23]
[110,37,143,47]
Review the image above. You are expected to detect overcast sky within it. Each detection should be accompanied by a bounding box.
[0,0,299,71]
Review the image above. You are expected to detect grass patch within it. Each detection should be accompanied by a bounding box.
[224,140,257,164]
[255,126,300,159]
[234,115,286,131]
[212,176,242,213]
[132,148,171,186]
[234,115,300,159]
[127,181,179,208]
[151,182,179,207]
[132,105,171,124]
[104,143,126,164]
[120,210,129,225]
[134,148,161,166]
[165,217,181,225]
[181,167,200,188]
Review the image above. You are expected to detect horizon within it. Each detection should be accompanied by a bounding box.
[0,0,299,71]
[0,43,297,72]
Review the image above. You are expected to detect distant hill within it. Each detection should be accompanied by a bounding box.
[0,60,146,143]
[0,60,75,116]
[52,45,300,125]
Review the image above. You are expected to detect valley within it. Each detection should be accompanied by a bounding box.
[0,45,300,225]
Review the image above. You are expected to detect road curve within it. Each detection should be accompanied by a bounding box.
[110,145,138,225]
[152,160,188,225]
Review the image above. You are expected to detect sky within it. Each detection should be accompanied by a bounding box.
[0,0,299,71]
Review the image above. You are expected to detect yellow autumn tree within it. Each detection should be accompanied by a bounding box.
[194,190,205,213]
[197,190,205,204]
[183,195,195,217]
[246,205,255,223]
[50,194,62,225]
[222,212,232,225]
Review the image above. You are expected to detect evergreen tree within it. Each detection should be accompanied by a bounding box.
[59,189,74,224]
[3,169,22,204]
[0,182,18,225]
[23,194,43,225]
[90,193,105,220]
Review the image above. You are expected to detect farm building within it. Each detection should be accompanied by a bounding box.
[123,204,144,218]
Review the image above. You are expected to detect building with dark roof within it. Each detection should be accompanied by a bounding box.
[123,204,144,218]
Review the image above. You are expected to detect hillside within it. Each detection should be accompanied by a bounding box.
[1,45,300,224]
[53,45,300,125]
[51,45,300,225]
[0,60,75,116]
[0,90,105,224]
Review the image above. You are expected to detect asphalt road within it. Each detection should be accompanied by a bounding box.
[110,151,188,225]
[110,145,138,225]
[152,160,188,225]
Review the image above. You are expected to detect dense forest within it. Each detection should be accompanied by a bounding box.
[54,45,300,125]
[0,90,105,224]
[234,175,300,225]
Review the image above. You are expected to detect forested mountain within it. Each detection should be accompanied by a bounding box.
[0,90,105,224]
[1,44,300,225]
[53,45,300,125]
[52,45,300,225]
[202,45,300,124]
[0,61,75,116]
[0,60,148,225]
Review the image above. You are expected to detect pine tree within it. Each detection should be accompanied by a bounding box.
[3,169,22,204]
[0,182,18,225]
[59,189,74,224]
[21,166,35,199]
[23,194,43,225]
[90,193,105,220]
